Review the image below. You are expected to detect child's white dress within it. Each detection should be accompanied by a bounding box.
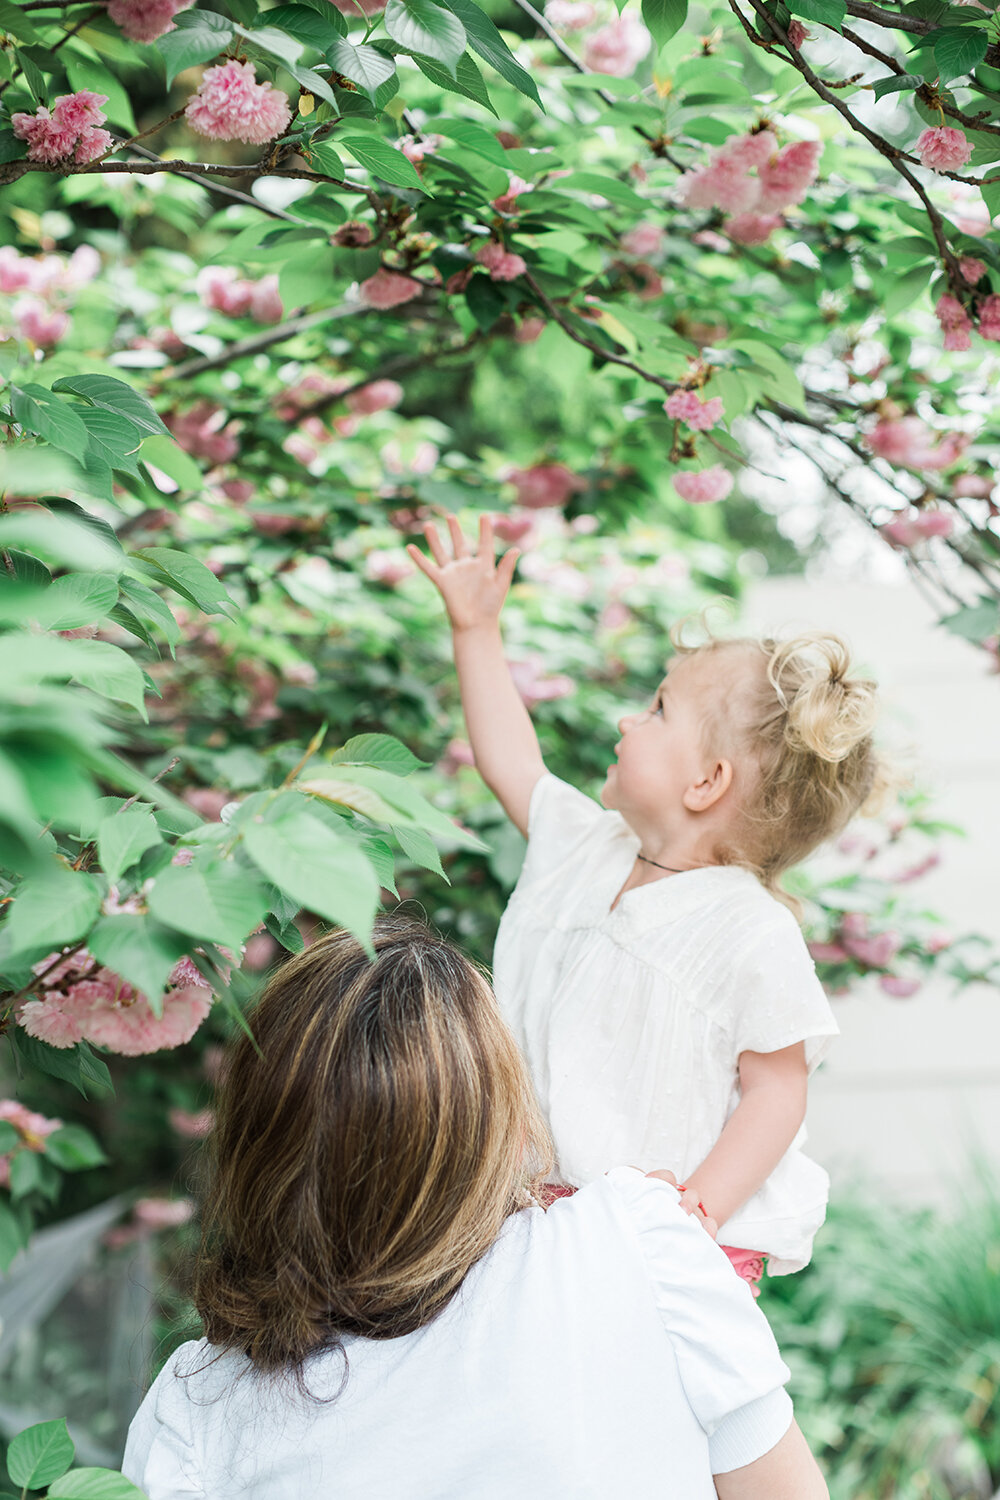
[493,774,839,1274]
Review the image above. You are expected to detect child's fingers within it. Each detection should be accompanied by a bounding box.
[495,548,520,590]
[446,513,469,559]
[477,513,495,561]
[405,543,438,580]
[422,521,449,567]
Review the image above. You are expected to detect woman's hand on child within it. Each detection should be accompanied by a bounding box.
[677,1186,719,1240]
[406,516,519,633]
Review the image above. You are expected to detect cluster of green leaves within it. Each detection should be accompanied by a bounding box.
[768,1180,1000,1498]
[0,1116,104,1274]
[1,1417,145,1498]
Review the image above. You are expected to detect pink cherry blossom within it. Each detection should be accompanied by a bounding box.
[719,131,779,171]
[52,90,108,132]
[182,786,230,821]
[11,93,109,165]
[952,473,994,498]
[359,268,422,309]
[664,390,725,430]
[583,13,652,75]
[891,849,942,882]
[842,928,901,968]
[0,1099,62,1144]
[476,242,528,281]
[866,415,967,470]
[185,60,291,145]
[0,246,34,293]
[106,0,185,41]
[135,1196,195,1229]
[756,140,821,212]
[199,266,254,317]
[365,549,413,587]
[978,294,1000,341]
[333,221,373,247]
[673,466,734,503]
[545,0,597,27]
[220,477,255,503]
[786,19,810,45]
[678,159,762,216]
[959,256,987,284]
[880,509,953,546]
[515,315,546,343]
[14,298,69,347]
[168,402,239,465]
[620,223,664,258]
[915,126,972,172]
[168,1107,215,1138]
[75,126,114,163]
[509,657,575,707]
[807,940,849,963]
[492,174,533,214]
[397,133,441,165]
[168,956,212,990]
[250,274,283,323]
[879,974,921,998]
[492,511,536,544]
[346,379,404,415]
[725,211,783,244]
[935,293,972,350]
[329,0,386,12]
[17,996,88,1048]
[439,738,476,775]
[509,462,585,509]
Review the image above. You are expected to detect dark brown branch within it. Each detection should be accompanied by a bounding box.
[844,1,933,34]
[121,140,311,224]
[840,26,1000,137]
[166,305,361,380]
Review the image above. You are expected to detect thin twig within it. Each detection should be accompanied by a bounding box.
[166,305,361,380]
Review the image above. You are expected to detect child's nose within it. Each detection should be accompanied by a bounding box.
[618,711,640,733]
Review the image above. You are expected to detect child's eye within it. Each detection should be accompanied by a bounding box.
[651,699,664,717]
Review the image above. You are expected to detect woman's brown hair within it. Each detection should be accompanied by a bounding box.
[194,915,552,1382]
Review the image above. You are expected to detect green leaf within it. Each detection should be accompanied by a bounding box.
[980,175,1000,224]
[641,0,687,48]
[265,3,346,46]
[0,1122,18,1153]
[327,37,397,98]
[0,1199,25,1272]
[307,140,346,178]
[263,910,305,952]
[11,384,89,455]
[130,547,237,617]
[97,806,163,883]
[9,1147,43,1199]
[68,638,148,717]
[87,915,192,1008]
[933,25,987,81]
[33,573,120,631]
[360,834,398,895]
[341,133,427,190]
[330,733,429,773]
[554,171,648,211]
[2,866,101,955]
[394,822,447,879]
[65,52,137,134]
[244,799,381,945]
[327,766,486,847]
[0,0,40,43]
[10,1032,114,1098]
[19,49,47,105]
[118,576,181,647]
[139,432,204,492]
[48,1471,149,1500]
[871,71,922,99]
[438,0,541,106]
[78,406,144,476]
[412,50,496,114]
[7,1419,75,1489]
[882,260,932,316]
[427,114,508,164]
[148,860,270,953]
[43,1124,107,1171]
[51,373,170,436]
[385,0,466,73]
[155,8,234,86]
[786,0,844,27]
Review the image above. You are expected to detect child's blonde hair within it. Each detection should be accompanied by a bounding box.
[672,625,889,903]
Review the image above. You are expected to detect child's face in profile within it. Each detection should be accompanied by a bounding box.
[600,656,714,829]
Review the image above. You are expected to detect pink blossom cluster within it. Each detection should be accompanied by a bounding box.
[106,0,186,42]
[346,378,403,415]
[978,294,1000,341]
[380,437,439,475]
[168,401,240,465]
[915,126,972,173]
[880,508,954,547]
[438,738,476,776]
[492,510,536,544]
[673,466,734,503]
[0,1099,62,1189]
[105,1195,195,1250]
[620,222,664,259]
[198,266,283,323]
[397,133,443,166]
[19,952,213,1055]
[509,462,585,509]
[544,0,597,28]
[492,174,533,215]
[274,370,347,420]
[333,220,373,247]
[866,414,967,471]
[11,91,112,166]
[810,913,921,997]
[185,60,291,145]
[515,315,546,343]
[582,13,651,76]
[935,293,972,351]
[786,18,810,46]
[953,472,994,499]
[1,243,100,350]
[169,1107,215,1138]
[359,267,422,309]
[678,132,821,245]
[960,257,987,284]
[476,241,528,281]
[365,549,413,588]
[664,389,724,431]
[509,656,575,707]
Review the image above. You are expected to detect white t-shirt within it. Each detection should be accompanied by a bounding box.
[123,1170,793,1500]
[493,774,840,1273]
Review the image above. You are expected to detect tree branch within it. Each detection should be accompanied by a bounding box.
[844,0,933,34]
[166,305,362,380]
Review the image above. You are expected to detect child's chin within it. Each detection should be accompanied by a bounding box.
[599,777,615,808]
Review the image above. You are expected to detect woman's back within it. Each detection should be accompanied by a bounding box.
[126,1170,792,1500]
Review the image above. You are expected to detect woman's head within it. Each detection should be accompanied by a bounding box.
[671,628,886,890]
[195,916,552,1379]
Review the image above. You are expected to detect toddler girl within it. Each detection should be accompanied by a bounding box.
[408,516,884,1291]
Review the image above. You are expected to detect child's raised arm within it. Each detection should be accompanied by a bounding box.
[407,516,545,837]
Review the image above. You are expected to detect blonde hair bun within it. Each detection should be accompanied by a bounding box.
[768,634,879,765]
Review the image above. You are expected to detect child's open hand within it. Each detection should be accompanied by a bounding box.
[406,516,519,633]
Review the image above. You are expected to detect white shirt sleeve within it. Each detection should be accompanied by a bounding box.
[122,1352,205,1499]
[730,912,839,1070]
[516,772,609,889]
[604,1167,793,1466]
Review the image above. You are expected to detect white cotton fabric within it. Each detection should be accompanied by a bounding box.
[493,774,840,1273]
[123,1170,792,1500]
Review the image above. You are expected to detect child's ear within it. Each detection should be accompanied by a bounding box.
[682,759,733,813]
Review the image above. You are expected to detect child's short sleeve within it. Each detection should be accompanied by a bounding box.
[123,1349,205,1498]
[730,911,839,1070]
[516,772,610,889]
